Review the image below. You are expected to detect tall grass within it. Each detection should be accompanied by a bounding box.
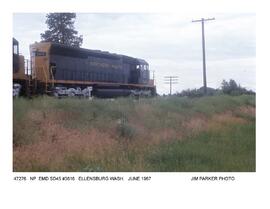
[146,122,255,172]
[13,95,255,171]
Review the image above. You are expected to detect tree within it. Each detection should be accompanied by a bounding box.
[221,79,254,95]
[221,80,230,94]
[41,13,83,47]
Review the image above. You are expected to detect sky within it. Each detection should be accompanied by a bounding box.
[13,13,256,94]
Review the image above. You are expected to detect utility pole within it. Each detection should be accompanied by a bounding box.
[152,70,155,85]
[192,17,215,95]
[164,76,179,95]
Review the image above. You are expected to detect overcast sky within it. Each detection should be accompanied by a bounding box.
[13,13,255,94]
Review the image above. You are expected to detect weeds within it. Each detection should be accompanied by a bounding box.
[13,95,255,172]
[116,117,137,139]
[147,122,255,172]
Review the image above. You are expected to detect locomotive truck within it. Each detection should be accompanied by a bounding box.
[13,38,156,98]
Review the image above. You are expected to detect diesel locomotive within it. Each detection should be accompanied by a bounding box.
[13,38,156,98]
[13,38,29,97]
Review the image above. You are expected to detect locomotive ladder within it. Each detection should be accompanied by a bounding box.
[27,75,33,97]
[49,66,55,89]
[25,59,35,97]
[41,66,50,94]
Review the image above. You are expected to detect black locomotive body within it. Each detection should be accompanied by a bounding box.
[49,43,150,85]
[14,41,155,98]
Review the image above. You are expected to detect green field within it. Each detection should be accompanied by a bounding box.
[13,95,255,172]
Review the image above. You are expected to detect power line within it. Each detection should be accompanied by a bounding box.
[164,76,179,95]
[192,17,215,95]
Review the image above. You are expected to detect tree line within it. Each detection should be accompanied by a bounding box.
[175,79,255,97]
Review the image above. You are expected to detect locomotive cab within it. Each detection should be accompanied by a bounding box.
[136,59,150,85]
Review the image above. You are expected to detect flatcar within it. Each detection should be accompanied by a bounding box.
[13,40,156,98]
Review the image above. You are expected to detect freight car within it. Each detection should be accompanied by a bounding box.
[13,39,156,98]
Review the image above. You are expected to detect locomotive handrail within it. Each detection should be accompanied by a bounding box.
[50,66,55,88]
[41,66,48,92]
